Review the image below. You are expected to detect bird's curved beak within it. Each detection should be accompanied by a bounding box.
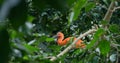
[53,35,57,38]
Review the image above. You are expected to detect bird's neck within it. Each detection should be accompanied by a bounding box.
[57,35,64,42]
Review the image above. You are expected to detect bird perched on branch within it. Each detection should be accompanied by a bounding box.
[56,32,85,48]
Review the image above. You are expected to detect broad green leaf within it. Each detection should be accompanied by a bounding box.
[33,33,41,37]
[8,29,25,39]
[109,24,119,33]
[85,2,95,12]
[46,37,54,42]
[23,44,39,54]
[73,49,82,54]
[9,29,17,39]
[87,28,105,49]
[27,15,35,22]
[94,28,105,37]
[87,37,98,49]
[23,55,29,60]
[68,0,87,25]
[72,0,87,20]
[98,39,110,55]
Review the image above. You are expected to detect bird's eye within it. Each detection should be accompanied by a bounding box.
[57,34,60,36]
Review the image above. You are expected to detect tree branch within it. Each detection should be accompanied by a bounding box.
[50,29,96,61]
[103,1,115,22]
[113,6,120,12]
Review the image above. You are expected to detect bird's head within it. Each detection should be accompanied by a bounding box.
[57,32,64,38]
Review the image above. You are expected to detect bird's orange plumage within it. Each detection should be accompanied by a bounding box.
[57,32,85,48]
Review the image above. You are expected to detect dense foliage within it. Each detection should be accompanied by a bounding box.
[0,0,120,63]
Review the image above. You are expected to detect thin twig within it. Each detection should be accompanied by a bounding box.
[113,6,120,11]
[50,29,96,61]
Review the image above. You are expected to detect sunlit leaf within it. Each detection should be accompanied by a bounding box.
[85,2,95,12]
[46,38,54,42]
[98,39,110,55]
[23,55,29,60]
[9,29,17,39]
[27,15,35,22]
[73,49,82,54]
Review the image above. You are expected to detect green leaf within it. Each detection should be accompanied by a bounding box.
[9,29,17,39]
[87,28,105,49]
[94,28,105,37]
[109,24,119,33]
[73,49,82,54]
[38,36,48,42]
[98,40,110,55]
[23,44,39,54]
[87,37,98,49]
[46,37,54,42]
[68,0,87,25]
[73,0,87,20]
[27,15,35,22]
[85,2,95,12]
[8,29,25,40]
[23,55,29,60]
